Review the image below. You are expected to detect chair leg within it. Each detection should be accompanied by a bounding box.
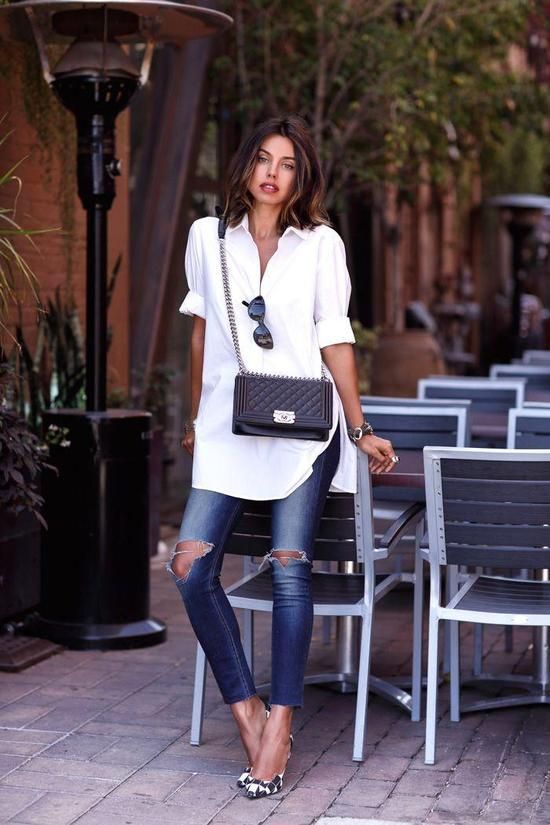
[190,643,207,746]
[321,561,332,644]
[449,620,461,723]
[322,616,332,645]
[504,625,514,653]
[411,541,424,722]
[472,624,483,676]
[243,610,254,675]
[472,566,485,675]
[442,573,452,676]
[352,609,374,762]
[425,613,440,765]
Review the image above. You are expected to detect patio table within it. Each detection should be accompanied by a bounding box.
[470,411,507,444]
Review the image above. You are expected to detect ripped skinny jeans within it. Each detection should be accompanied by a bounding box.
[167,427,340,707]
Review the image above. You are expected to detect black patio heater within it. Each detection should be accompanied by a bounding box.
[488,194,550,360]
[0,1,231,649]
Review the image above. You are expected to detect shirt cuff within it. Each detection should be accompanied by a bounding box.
[179,290,205,318]
[315,316,355,349]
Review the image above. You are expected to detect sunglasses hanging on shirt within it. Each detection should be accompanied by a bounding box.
[242,296,273,349]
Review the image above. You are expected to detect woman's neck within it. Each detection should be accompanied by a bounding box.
[248,205,281,240]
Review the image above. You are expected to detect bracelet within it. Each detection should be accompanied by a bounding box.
[183,419,196,435]
[347,421,374,443]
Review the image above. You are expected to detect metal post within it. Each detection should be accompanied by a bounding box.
[86,206,108,410]
[533,568,549,691]
[52,75,137,411]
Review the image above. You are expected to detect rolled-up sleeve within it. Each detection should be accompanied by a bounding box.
[179,221,206,318]
[314,231,355,349]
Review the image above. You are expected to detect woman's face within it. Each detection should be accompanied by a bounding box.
[248,134,296,210]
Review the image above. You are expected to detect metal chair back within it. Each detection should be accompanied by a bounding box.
[424,447,550,571]
[522,350,550,365]
[490,363,550,391]
[422,446,550,765]
[507,407,550,449]
[362,403,470,450]
[418,376,525,412]
[226,491,364,563]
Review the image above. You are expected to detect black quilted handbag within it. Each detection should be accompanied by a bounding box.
[218,217,333,441]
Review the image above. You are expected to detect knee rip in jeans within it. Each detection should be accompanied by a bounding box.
[166,539,214,582]
[260,549,310,572]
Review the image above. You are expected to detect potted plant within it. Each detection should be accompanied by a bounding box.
[0,119,52,622]
[0,382,50,621]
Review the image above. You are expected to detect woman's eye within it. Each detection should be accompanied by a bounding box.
[283,163,295,171]
[258,156,269,163]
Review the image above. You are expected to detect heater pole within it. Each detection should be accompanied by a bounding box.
[86,205,108,410]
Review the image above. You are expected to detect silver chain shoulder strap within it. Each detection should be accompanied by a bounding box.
[219,236,247,374]
[218,226,328,381]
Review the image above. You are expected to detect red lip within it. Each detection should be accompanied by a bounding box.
[260,183,279,192]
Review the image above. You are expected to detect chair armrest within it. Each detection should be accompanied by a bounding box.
[378,502,426,555]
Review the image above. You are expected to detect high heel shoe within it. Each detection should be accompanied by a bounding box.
[245,734,293,800]
[236,701,271,788]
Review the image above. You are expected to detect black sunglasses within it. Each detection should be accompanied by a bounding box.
[242,295,273,349]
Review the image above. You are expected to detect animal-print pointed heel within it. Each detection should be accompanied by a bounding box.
[245,734,293,800]
[236,701,271,788]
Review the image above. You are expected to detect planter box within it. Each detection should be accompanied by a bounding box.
[0,510,40,623]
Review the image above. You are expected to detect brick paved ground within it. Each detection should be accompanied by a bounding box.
[0,532,549,825]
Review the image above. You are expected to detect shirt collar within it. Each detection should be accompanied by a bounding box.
[225,213,249,235]
[225,212,310,240]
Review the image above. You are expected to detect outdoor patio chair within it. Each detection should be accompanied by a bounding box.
[521,350,550,365]
[524,401,550,410]
[422,447,550,764]
[189,451,424,762]
[417,377,525,447]
[490,363,550,391]
[508,406,550,449]
[469,406,550,674]
[360,400,471,705]
[361,402,471,517]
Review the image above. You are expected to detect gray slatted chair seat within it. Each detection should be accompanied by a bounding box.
[228,569,371,609]
[455,576,550,615]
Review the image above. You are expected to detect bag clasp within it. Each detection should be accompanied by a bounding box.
[273,410,296,424]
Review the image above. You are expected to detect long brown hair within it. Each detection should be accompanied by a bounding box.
[223,115,330,233]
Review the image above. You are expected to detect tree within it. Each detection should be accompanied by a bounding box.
[219,0,549,206]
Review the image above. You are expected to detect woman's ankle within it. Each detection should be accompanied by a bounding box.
[261,706,293,741]
[230,694,264,722]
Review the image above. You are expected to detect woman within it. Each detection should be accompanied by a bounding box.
[169,115,398,799]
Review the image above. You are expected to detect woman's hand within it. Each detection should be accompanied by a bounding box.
[357,434,398,474]
[181,428,195,456]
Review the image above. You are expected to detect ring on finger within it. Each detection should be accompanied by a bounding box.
[391,455,400,464]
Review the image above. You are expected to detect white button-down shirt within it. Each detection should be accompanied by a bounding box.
[180,214,357,499]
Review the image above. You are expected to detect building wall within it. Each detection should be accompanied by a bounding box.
[0,43,130,393]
